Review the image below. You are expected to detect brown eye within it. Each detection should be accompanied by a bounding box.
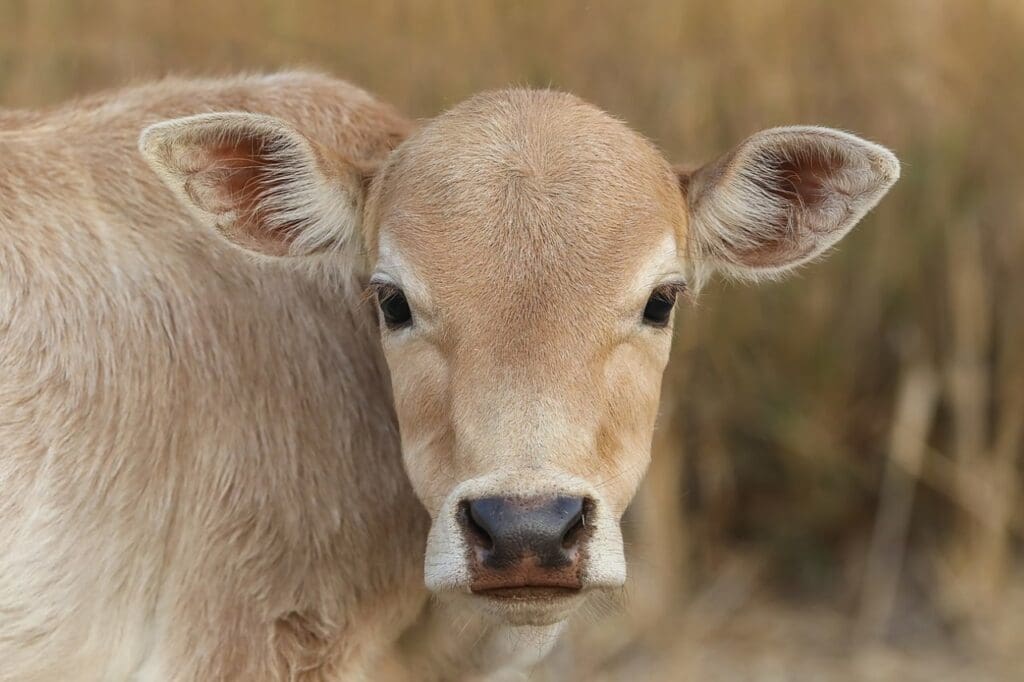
[642,284,682,327]
[376,285,413,329]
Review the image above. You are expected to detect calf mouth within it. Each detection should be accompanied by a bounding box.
[466,584,586,626]
[473,585,582,601]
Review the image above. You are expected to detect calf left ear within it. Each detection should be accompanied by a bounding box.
[680,126,899,282]
[140,112,368,258]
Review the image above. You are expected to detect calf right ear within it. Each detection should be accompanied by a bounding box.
[679,126,900,285]
[140,112,369,258]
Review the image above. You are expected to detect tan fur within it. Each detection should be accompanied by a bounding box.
[0,71,898,680]
[0,73,425,681]
[367,92,687,608]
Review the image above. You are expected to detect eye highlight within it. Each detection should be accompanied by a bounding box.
[373,283,413,330]
[642,282,685,328]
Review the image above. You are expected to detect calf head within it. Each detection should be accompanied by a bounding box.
[141,88,898,627]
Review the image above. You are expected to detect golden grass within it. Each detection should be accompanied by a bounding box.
[2,1,1022,678]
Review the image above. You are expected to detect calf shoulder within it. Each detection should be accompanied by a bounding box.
[0,73,427,681]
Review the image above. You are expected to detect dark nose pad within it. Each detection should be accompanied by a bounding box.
[461,496,588,570]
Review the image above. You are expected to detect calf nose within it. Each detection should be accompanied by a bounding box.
[461,496,587,573]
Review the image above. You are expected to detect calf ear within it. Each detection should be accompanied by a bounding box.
[680,126,899,282]
[140,113,367,258]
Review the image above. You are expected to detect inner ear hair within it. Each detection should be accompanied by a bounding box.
[187,127,308,255]
[141,113,369,259]
[681,126,900,283]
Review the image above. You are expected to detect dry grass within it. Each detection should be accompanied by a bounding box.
[2,1,1022,678]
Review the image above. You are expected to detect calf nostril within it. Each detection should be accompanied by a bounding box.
[459,500,494,551]
[558,497,590,550]
[561,507,585,549]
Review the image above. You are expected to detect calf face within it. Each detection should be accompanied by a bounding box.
[141,88,898,627]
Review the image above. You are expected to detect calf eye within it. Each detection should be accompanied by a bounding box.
[376,285,413,329]
[642,284,682,327]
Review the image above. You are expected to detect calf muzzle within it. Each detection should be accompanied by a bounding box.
[459,495,591,593]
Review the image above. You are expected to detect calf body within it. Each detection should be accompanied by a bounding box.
[1,72,899,680]
[0,74,427,680]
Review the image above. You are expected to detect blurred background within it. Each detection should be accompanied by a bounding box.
[2,1,1021,679]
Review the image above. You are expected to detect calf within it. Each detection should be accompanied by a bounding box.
[0,72,898,680]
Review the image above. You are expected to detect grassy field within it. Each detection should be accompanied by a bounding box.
[2,1,1022,679]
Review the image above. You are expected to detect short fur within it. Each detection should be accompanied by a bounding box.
[0,71,898,680]
[0,73,425,681]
